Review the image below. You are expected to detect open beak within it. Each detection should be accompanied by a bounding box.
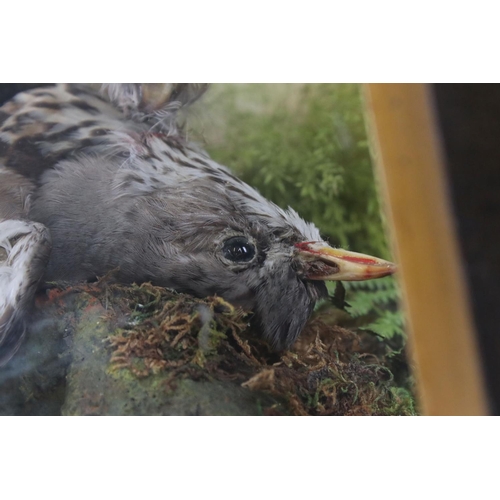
[295,241,397,281]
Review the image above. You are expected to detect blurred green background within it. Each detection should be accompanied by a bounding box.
[191,84,388,257]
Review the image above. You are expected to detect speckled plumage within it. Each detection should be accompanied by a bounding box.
[0,84,394,365]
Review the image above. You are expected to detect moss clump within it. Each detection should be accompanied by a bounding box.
[81,281,416,416]
[104,284,248,377]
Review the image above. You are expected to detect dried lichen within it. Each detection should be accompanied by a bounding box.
[104,284,249,377]
[85,281,415,416]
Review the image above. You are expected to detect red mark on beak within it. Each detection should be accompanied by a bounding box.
[294,242,318,253]
[338,256,378,265]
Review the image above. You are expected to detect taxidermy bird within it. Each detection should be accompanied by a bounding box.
[0,83,396,365]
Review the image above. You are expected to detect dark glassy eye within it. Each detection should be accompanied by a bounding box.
[222,237,256,263]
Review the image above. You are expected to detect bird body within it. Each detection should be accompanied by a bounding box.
[0,84,395,365]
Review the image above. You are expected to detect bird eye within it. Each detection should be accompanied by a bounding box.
[222,237,256,263]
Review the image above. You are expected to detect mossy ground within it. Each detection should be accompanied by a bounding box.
[1,280,415,416]
[64,280,416,416]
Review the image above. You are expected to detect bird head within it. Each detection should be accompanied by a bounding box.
[103,146,396,351]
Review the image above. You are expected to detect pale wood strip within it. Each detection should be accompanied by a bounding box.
[363,84,488,415]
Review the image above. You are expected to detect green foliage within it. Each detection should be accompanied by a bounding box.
[341,277,406,340]
[196,83,390,258]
